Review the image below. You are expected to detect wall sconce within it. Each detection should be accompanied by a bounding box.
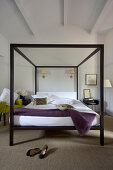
[40,69,46,78]
[69,69,75,78]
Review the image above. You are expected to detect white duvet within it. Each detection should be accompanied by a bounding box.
[14,100,100,126]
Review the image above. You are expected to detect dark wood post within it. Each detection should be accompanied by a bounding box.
[10,44,14,146]
[76,67,78,100]
[74,67,76,92]
[100,45,104,146]
[35,67,37,94]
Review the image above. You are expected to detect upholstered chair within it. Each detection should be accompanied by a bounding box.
[0,99,22,126]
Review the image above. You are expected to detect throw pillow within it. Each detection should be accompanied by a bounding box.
[33,98,47,105]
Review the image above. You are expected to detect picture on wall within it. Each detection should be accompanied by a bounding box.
[83,89,91,99]
[85,74,97,85]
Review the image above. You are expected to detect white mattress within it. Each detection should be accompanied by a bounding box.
[14,101,100,126]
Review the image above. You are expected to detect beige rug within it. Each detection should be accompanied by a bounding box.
[0,116,113,170]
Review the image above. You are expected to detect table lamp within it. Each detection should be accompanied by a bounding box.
[104,79,112,113]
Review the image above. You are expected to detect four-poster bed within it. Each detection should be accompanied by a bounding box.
[10,44,104,146]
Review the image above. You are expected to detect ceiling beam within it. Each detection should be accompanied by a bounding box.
[91,0,113,33]
[14,0,35,36]
[63,0,68,25]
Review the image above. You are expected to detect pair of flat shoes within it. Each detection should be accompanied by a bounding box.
[26,144,48,159]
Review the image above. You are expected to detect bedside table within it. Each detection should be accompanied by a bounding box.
[83,99,99,111]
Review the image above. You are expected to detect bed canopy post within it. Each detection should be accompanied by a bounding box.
[76,66,78,100]
[10,44,14,146]
[100,45,104,146]
[35,66,38,94]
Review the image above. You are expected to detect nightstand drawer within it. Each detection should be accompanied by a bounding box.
[83,99,99,105]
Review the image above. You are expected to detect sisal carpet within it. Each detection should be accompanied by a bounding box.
[0,116,113,170]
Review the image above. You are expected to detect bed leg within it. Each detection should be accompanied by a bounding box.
[100,128,104,146]
[3,114,6,126]
[0,113,2,121]
[10,127,14,146]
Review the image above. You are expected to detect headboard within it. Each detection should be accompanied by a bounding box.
[36,92,77,100]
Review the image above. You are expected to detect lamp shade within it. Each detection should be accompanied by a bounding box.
[104,79,112,87]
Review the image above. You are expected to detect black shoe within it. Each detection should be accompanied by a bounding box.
[39,144,48,159]
[26,148,41,157]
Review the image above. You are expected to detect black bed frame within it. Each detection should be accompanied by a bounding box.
[10,44,104,146]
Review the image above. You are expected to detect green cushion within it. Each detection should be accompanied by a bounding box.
[0,99,22,113]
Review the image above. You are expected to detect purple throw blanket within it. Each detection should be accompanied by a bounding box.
[14,108,96,136]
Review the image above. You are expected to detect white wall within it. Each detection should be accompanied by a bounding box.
[14,51,35,92]
[98,29,113,115]
[39,68,75,92]
[0,33,9,94]
[11,25,98,44]
[79,54,99,100]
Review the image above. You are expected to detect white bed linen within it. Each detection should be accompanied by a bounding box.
[14,100,100,126]
[36,92,77,100]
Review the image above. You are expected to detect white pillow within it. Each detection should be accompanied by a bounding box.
[32,93,51,104]
[49,95,60,100]
[50,96,76,105]
[31,95,38,98]
[0,88,18,105]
